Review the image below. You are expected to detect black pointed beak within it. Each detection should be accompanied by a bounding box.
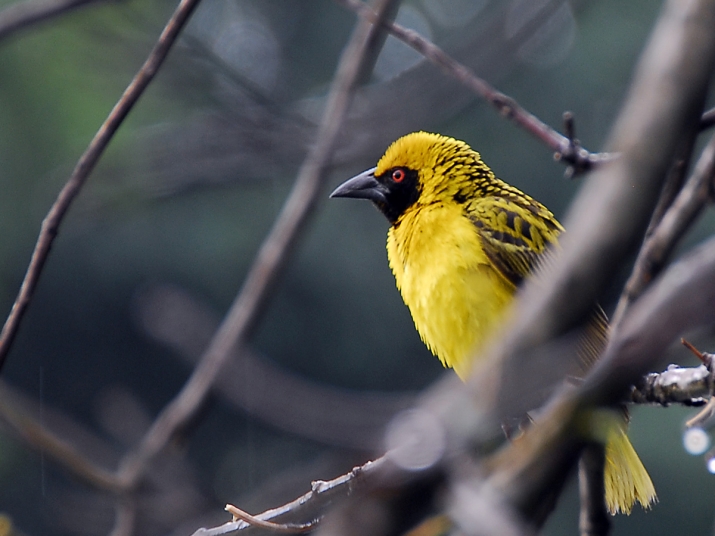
[330,167,388,204]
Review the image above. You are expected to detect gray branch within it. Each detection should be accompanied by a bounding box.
[630,364,714,406]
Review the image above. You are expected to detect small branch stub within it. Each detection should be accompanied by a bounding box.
[225,505,319,534]
[630,339,715,407]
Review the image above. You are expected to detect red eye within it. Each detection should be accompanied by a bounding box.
[392,169,405,183]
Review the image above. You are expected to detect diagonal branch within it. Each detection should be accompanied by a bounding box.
[0,380,122,493]
[611,131,715,326]
[485,0,715,423]
[336,0,614,172]
[0,0,203,372]
[136,283,413,450]
[191,457,387,536]
[312,0,715,532]
[114,0,403,491]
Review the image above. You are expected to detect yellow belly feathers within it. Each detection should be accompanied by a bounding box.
[388,202,514,379]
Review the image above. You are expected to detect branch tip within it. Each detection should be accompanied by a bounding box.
[225,504,319,534]
[682,338,707,363]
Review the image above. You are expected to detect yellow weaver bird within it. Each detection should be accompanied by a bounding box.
[331,131,655,515]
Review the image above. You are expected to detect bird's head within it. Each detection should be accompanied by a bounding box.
[330,132,492,223]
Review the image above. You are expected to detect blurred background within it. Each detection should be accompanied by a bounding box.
[0,0,714,534]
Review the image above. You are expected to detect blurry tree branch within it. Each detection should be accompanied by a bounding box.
[472,2,715,528]
[577,444,609,536]
[0,380,208,534]
[0,380,121,493]
[289,0,715,533]
[191,230,715,536]
[481,234,715,531]
[114,0,402,493]
[580,239,715,412]
[135,283,414,450]
[337,0,615,173]
[0,0,109,42]
[486,0,715,420]
[0,0,203,372]
[474,0,715,523]
[611,131,715,326]
[191,457,387,536]
[2,0,714,533]
[142,1,574,194]
[190,0,715,532]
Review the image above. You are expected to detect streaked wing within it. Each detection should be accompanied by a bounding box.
[468,197,609,370]
[467,198,559,287]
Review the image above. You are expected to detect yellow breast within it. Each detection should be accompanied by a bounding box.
[387,203,515,379]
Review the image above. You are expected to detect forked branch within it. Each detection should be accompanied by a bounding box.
[0,0,203,372]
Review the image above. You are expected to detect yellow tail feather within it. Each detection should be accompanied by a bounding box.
[604,425,657,515]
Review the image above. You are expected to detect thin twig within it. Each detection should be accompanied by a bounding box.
[0,382,121,492]
[0,0,108,41]
[225,505,319,534]
[685,398,715,429]
[336,0,615,172]
[682,338,707,362]
[114,0,402,491]
[610,132,715,326]
[192,457,387,536]
[561,111,587,179]
[0,0,202,372]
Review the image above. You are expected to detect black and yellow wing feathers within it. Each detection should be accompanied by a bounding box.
[465,196,562,288]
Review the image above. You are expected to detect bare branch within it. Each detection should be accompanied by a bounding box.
[585,238,715,407]
[314,0,715,531]
[0,0,203,372]
[114,0,403,491]
[0,0,108,42]
[225,505,318,534]
[190,123,715,536]
[336,0,614,172]
[630,364,713,406]
[489,233,715,526]
[485,0,715,424]
[191,458,387,536]
[611,131,715,326]
[0,381,122,493]
[135,283,413,450]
